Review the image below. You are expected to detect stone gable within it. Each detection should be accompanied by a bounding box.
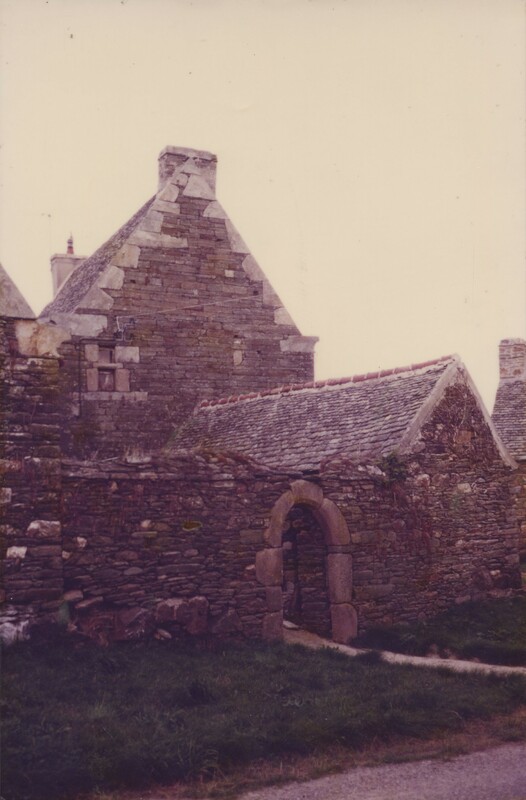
[39,147,317,458]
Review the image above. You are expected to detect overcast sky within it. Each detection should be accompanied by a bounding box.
[0,0,524,410]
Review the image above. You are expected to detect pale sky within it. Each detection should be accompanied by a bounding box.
[0,0,524,410]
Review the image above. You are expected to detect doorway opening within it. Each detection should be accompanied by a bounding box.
[256,480,357,644]
[282,505,331,637]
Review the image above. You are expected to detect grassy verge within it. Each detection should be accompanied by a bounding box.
[3,635,526,800]
[89,708,526,799]
[353,596,526,665]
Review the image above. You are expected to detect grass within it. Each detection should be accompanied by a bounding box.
[354,595,526,665]
[2,633,526,800]
[80,709,526,800]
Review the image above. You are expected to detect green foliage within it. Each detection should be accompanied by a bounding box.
[378,452,409,484]
[355,596,526,665]
[2,636,526,800]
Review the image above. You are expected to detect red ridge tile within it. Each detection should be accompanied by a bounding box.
[202,355,454,408]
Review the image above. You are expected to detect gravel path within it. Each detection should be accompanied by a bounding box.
[238,743,526,800]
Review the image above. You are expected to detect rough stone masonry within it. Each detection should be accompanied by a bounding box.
[0,147,522,645]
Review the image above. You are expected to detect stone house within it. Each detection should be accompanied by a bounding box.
[493,339,526,555]
[0,147,521,644]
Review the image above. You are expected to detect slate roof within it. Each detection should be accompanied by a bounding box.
[171,356,460,470]
[0,265,34,318]
[40,197,155,316]
[493,382,526,460]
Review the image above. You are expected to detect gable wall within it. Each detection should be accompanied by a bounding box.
[57,189,314,458]
[417,380,519,589]
[319,380,520,631]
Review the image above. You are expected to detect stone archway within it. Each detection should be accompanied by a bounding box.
[255,480,357,644]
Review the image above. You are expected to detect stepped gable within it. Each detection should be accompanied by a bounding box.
[0,265,34,318]
[172,356,464,470]
[39,145,308,343]
[40,197,155,316]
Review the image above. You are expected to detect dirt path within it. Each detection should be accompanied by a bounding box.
[283,627,526,676]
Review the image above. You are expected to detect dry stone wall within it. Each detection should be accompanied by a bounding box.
[58,394,520,645]
[321,383,520,631]
[0,317,64,640]
[60,454,292,642]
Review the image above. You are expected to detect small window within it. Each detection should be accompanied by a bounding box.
[98,369,115,391]
[98,347,115,364]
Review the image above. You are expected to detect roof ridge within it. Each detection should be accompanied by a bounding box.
[199,354,457,410]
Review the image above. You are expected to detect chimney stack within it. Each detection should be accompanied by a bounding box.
[50,236,86,296]
[158,146,217,194]
[498,338,526,382]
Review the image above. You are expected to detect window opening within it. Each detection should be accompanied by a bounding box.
[98,347,115,364]
[98,369,116,391]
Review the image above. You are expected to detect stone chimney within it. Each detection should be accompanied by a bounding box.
[498,338,526,382]
[50,236,86,296]
[158,146,217,194]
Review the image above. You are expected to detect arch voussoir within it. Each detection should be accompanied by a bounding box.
[264,490,294,546]
[290,479,323,508]
[314,498,350,546]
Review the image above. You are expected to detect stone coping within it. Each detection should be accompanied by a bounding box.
[158,145,217,162]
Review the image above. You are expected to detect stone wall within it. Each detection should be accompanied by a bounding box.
[320,381,520,631]
[2,319,518,646]
[58,399,520,645]
[0,317,64,640]
[60,454,291,642]
[513,464,526,558]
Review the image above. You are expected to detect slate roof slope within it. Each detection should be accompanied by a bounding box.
[171,356,469,470]
[40,197,155,316]
[0,264,34,318]
[493,382,526,460]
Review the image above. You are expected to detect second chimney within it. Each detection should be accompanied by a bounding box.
[498,338,526,381]
[50,236,86,296]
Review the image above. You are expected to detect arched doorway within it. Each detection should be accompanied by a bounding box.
[255,480,357,644]
[282,504,331,636]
